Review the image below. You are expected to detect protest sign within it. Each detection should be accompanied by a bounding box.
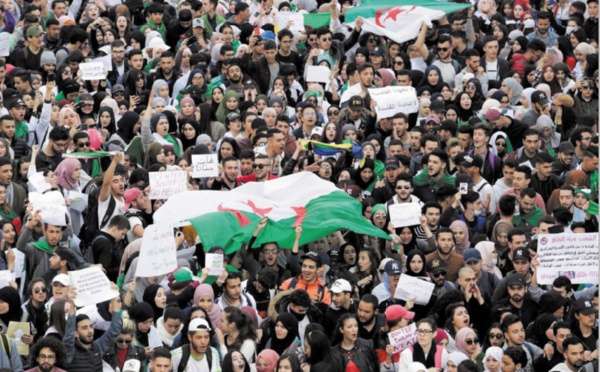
[205,253,224,276]
[68,191,89,213]
[192,154,219,178]
[277,12,305,32]
[306,66,331,84]
[28,172,53,193]
[388,323,417,354]
[394,274,435,305]
[11,249,25,279]
[388,203,421,228]
[69,266,119,307]
[7,322,30,355]
[77,305,111,331]
[149,171,188,199]
[537,233,599,285]
[92,55,113,71]
[0,270,12,287]
[28,191,68,226]
[135,224,178,277]
[368,87,419,120]
[80,62,105,80]
[0,33,10,56]
[340,83,363,104]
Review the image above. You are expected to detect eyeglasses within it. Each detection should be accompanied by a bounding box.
[253,164,269,169]
[116,339,132,344]
[77,142,91,148]
[465,338,480,345]
[433,271,446,278]
[373,214,387,220]
[367,38,376,43]
[63,70,72,74]
[582,86,593,90]
[438,47,449,52]
[320,163,332,169]
[264,248,279,254]
[39,354,56,360]
[308,38,317,43]
[489,333,503,340]
[321,37,331,42]
[54,142,68,148]
[304,113,316,117]
[396,186,411,190]
[328,110,339,116]
[82,103,94,107]
[34,287,47,294]
[417,329,434,335]
[495,142,505,147]
[114,92,125,96]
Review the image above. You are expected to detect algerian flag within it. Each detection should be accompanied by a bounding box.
[63,151,114,159]
[154,172,390,253]
[345,1,471,44]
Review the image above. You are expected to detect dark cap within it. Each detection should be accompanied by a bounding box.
[454,152,468,166]
[426,259,446,274]
[460,154,483,168]
[464,248,482,263]
[349,96,364,111]
[111,84,125,94]
[301,251,322,267]
[371,47,385,57]
[385,157,399,170]
[9,99,26,109]
[575,298,596,315]
[531,90,550,106]
[430,100,446,113]
[181,85,203,100]
[512,247,531,262]
[558,142,574,155]
[227,112,240,122]
[506,272,526,287]
[436,184,458,198]
[384,260,402,275]
[243,81,259,90]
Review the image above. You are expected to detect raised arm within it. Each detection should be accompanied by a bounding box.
[99,152,122,203]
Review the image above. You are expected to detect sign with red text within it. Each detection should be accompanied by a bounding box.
[388,323,417,354]
[537,233,598,285]
[149,171,188,200]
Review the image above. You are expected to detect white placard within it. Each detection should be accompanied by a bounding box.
[28,172,52,193]
[340,83,363,105]
[205,253,224,276]
[29,191,68,226]
[277,12,305,32]
[192,154,219,178]
[0,270,12,287]
[368,86,419,120]
[0,33,10,57]
[149,171,188,200]
[388,323,417,354]
[394,274,435,305]
[135,224,177,277]
[11,249,25,279]
[388,203,421,228]
[68,191,89,213]
[537,233,599,285]
[306,65,331,84]
[68,266,119,307]
[92,55,113,72]
[80,62,106,80]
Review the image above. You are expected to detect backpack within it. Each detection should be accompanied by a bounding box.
[124,209,148,229]
[84,234,111,264]
[178,344,212,372]
[79,196,116,246]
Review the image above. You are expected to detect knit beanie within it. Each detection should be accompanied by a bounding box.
[41,51,57,66]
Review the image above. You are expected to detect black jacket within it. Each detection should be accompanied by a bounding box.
[242,54,286,95]
[102,344,146,371]
[92,231,121,282]
[481,57,510,89]
[331,338,379,372]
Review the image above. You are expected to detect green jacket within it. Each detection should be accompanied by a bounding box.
[413,168,456,192]
[141,20,167,41]
[200,13,226,37]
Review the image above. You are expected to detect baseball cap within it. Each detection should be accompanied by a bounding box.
[378,258,393,272]
[9,99,26,110]
[26,26,42,38]
[425,114,440,125]
[111,84,125,94]
[531,90,550,106]
[52,273,70,287]
[227,112,241,122]
[372,47,385,57]
[168,267,198,284]
[385,304,415,321]
[330,279,352,293]
[512,247,531,262]
[430,100,446,113]
[558,142,574,155]
[349,96,364,111]
[193,18,205,28]
[123,360,141,372]
[301,251,322,267]
[426,259,446,275]
[189,318,212,332]
[460,154,483,168]
[310,127,323,137]
[575,298,596,315]
[385,157,400,170]
[506,273,526,287]
[464,248,482,263]
[123,188,143,211]
[384,260,402,275]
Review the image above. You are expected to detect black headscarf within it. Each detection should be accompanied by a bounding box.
[116,111,140,145]
[142,284,163,323]
[129,302,155,346]
[178,118,200,151]
[272,313,299,356]
[198,103,213,138]
[353,158,375,191]
[163,110,178,134]
[405,250,427,277]
[0,287,23,326]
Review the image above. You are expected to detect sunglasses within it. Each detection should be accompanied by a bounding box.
[438,47,449,52]
[264,248,279,254]
[495,142,505,147]
[34,287,47,294]
[367,38,376,43]
[78,142,91,147]
[394,61,404,65]
[582,86,593,90]
[321,37,331,42]
[116,339,132,344]
[433,271,446,278]
[489,333,503,340]
[253,164,268,169]
[328,110,339,116]
[465,338,480,345]
[396,186,411,190]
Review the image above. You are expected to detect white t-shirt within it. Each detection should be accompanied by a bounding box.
[97,195,124,228]
[171,346,221,372]
[486,59,499,81]
[433,60,457,89]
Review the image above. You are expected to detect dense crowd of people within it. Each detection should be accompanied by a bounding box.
[0,0,596,370]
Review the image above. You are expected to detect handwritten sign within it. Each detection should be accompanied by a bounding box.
[388,203,421,228]
[0,270,12,287]
[537,233,599,285]
[277,12,305,32]
[192,154,219,178]
[205,253,224,276]
[340,83,363,104]
[368,86,419,120]
[394,274,435,305]
[7,322,30,355]
[135,224,177,277]
[68,191,89,213]
[388,323,417,354]
[28,191,68,226]
[28,172,53,193]
[69,266,119,307]
[0,33,10,56]
[80,62,106,80]
[306,65,331,84]
[149,171,188,200]
[92,55,113,71]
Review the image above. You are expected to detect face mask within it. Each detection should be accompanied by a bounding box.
[473,209,483,217]
[492,258,498,266]
[289,308,306,321]
[566,26,577,35]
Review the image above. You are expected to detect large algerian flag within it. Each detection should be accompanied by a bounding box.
[345,0,471,44]
[153,172,390,253]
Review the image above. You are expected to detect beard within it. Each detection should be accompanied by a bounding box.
[38,363,54,372]
[357,313,375,326]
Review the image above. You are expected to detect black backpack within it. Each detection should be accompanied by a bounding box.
[79,196,116,247]
[178,344,213,372]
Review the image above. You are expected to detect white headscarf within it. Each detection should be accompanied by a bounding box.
[484,347,504,372]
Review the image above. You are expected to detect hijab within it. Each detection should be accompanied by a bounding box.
[142,284,164,323]
[466,78,485,111]
[378,68,395,87]
[256,349,280,372]
[272,313,299,355]
[216,90,239,124]
[129,302,155,345]
[450,220,470,255]
[484,347,503,372]
[418,65,444,93]
[97,106,117,135]
[152,79,170,99]
[503,78,524,105]
[489,131,512,158]
[179,118,200,151]
[455,327,478,357]
[529,313,557,346]
[198,103,214,137]
[455,92,475,122]
[475,241,503,279]
[54,158,81,190]
[405,250,427,277]
[447,351,469,366]
[0,287,23,325]
[353,157,375,191]
[100,97,121,121]
[193,284,222,328]
[491,220,513,254]
[116,111,140,145]
[535,115,561,148]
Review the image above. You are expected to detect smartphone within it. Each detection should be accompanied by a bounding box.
[548,224,565,234]
[47,73,55,81]
[546,48,555,55]
[459,183,468,195]
[186,35,197,44]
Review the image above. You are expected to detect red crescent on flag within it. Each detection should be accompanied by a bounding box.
[217,203,252,226]
[375,6,417,28]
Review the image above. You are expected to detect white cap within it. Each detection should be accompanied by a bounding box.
[123,360,141,372]
[193,18,205,28]
[310,127,323,137]
[52,273,70,287]
[189,318,211,332]
[330,279,352,294]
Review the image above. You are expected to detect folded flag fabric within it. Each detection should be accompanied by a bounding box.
[299,139,364,159]
[154,172,390,253]
[62,151,113,159]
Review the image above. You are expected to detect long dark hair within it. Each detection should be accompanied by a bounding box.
[223,307,257,350]
[222,351,251,372]
[331,313,357,346]
[48,299,68,338]
[276,354,302,372]
[305,330,332,365]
